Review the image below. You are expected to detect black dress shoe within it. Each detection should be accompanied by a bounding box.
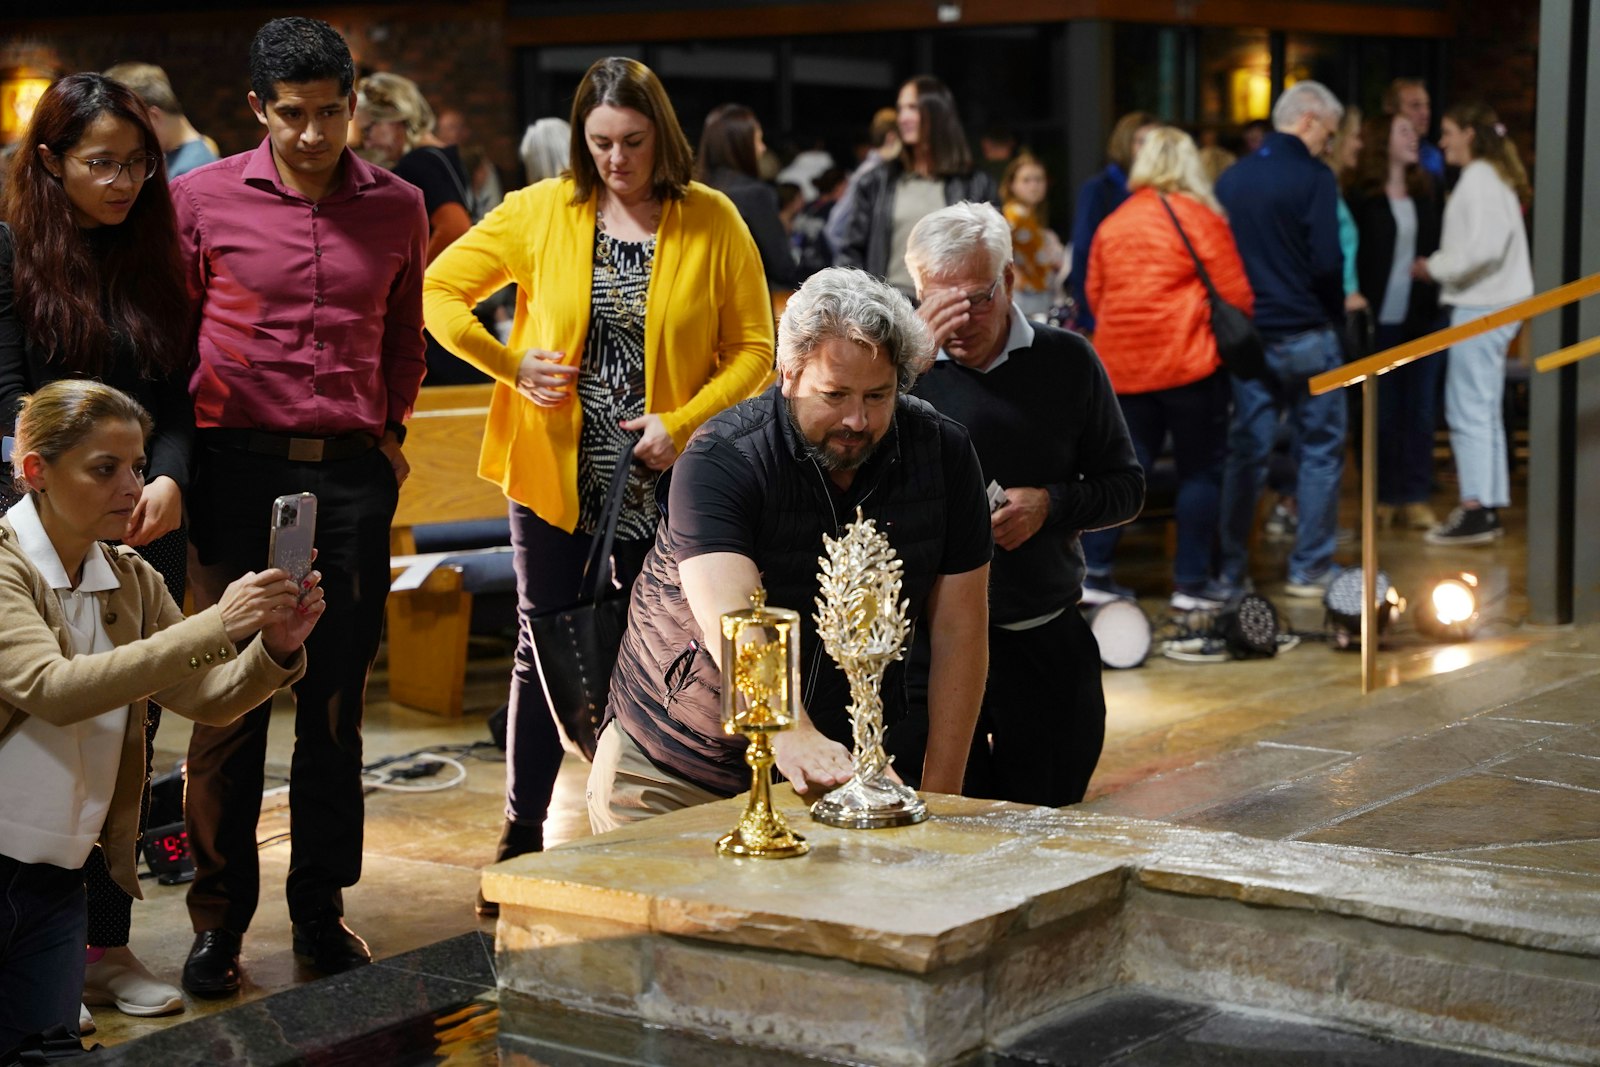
[182,929,243,998]
[291,917,372,973]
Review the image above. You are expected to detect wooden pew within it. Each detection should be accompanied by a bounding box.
[385,383,505,717]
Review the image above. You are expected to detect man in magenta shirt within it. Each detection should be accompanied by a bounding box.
[169,17,427,995]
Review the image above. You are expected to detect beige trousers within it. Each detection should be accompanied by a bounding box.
[586,722,723,834]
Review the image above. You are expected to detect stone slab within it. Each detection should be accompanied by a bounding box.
[1302,773,1600,853]
[1179,717,1571,840]
[1087,743,1353,821]
[489,798,1600,1065]
[486,794,1131,975]
[1416,838,1600,877]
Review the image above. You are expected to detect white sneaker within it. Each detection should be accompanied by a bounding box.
[83,945,185,1017]
[79,1003,95,1035]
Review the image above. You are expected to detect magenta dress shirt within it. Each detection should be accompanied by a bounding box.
[170,140,429,437]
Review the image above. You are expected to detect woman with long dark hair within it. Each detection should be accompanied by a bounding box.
[0,72,193,1024]
[1347,111,1442,530]
[695,103,797,292]
[836,75,997,296]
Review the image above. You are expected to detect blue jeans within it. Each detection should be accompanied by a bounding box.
[1375,322,1444,505]
[0,854,86,1053]
[1082,372,1229,592]
[1443,304,1518,508]
[1219,326,1347,586]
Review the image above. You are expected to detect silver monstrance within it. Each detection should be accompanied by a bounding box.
[809,508,927,828]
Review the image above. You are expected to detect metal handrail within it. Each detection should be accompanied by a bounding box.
[1310,272,1600,395]
[1297,270,1600,694]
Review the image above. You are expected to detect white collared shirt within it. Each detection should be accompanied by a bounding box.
[934,300,1036,374]
[0,494,129,870]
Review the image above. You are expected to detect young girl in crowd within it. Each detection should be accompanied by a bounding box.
[1000,151,1064,319]
[0,72,196,1027]
[1415,102,1533,545]
[0,380,321,1057]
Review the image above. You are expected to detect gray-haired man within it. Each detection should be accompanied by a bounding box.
[589,267,993,830]
[905,202,1143,806]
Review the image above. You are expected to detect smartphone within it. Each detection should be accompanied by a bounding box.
[269,493,317,583]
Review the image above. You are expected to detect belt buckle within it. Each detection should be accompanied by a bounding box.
[287,437,326,462]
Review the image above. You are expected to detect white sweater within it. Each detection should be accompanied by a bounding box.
[1425,159,1533,307]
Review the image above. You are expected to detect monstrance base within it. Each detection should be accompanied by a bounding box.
[809,773,928,829]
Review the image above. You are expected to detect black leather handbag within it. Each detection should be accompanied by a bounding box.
[526,441,639,761]
[1159,195,1268,381]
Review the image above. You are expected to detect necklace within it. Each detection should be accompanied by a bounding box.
[595,204,660,332]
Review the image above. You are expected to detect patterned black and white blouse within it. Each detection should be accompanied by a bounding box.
[576,225,659,539]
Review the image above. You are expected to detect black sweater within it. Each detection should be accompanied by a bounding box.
[913,321,1144,623]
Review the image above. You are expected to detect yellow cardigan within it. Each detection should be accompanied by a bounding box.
[422,177,776,531]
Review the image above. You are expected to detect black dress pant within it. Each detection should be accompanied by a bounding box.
[890,607,1106,807]
[183,442,398,932]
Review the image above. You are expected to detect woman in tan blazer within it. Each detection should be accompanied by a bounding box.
[0,380,323,1055]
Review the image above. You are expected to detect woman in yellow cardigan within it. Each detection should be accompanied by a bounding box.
[423,57,773,908]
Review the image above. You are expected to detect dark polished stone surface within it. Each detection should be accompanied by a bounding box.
[989,989,1521,1067]
[95,933,496,1067]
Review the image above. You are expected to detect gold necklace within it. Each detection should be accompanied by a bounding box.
[595,204,660,332]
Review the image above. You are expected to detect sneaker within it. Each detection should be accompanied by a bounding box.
[1081,573,1136,606]
[1284,569,1338,599]
[1401,502,1437,530]
[1170,589,1225,613]
[79,1003,95,1036]
[1162,635,1229,663]
[84,945,184,1017]
[1276,632,1302,654]
[1263,501,1297,542]
[1424,506,1501,545]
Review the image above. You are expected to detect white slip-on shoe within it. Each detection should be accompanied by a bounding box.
[79,1003,95,1035]
[83,945,185,1017]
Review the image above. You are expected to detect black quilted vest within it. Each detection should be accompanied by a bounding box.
[608,385,980,795]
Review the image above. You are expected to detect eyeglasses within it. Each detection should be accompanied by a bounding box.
[966,279,1001,311]
[66,154,160,185]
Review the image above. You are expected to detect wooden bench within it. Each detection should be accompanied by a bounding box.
[385,383,509,717]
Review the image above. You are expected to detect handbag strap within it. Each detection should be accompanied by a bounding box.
[1158,194,1225,303]
[576,435,642,603]
[421,146,473,208]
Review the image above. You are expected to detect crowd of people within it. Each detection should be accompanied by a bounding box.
[0,12,1535,1059]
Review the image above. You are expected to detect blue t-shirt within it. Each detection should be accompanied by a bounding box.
[166,138,218,178]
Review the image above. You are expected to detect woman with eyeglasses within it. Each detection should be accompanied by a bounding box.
[0,72,195,1027]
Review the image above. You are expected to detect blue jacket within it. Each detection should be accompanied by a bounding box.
[1215,132,1345,337]
[1067,164,1129,332]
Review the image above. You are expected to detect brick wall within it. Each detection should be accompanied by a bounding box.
[1,9,518,178]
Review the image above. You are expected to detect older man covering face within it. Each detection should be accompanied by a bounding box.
[906,201,1143,806]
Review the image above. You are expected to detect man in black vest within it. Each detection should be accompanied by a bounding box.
[907,202,1143,805]
[589,267,993,829]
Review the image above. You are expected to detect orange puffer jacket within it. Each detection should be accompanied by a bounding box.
[1086,188,1254,395]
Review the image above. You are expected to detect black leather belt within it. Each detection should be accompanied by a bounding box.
[200,428,377,463]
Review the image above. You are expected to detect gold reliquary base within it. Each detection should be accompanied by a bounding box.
[717,729,809,859]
